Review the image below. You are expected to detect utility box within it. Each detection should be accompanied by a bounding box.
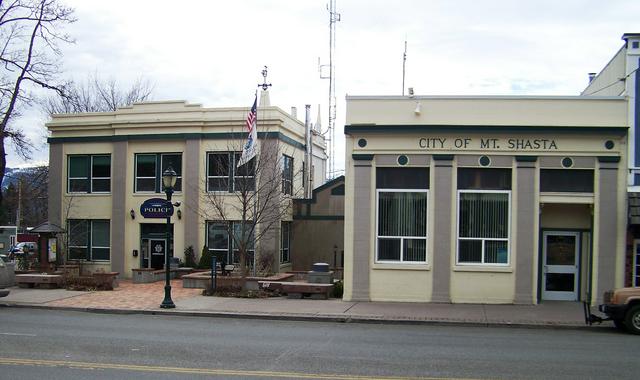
[312,262,330,272]
[309,263,333,284]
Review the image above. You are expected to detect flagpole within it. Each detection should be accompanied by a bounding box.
[252,88,258,276]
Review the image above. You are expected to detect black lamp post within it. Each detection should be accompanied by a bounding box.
[160,166,177,309]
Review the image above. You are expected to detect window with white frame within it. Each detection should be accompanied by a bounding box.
[134,153,182,192]
[376,167,429,263]
[67,154,111,193]
[207,152,255,192]
[67,219,110,261]
[457,168,511,265]
[280,221,291,263]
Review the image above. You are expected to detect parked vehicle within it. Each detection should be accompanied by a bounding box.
[584,287,640,334]
[0,259,11,298]
[8,242,37,254]
[6,242,37,260]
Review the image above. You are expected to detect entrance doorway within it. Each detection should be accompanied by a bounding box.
[140,223,173,270]
[542,231,580,301]
[149,239,166,269]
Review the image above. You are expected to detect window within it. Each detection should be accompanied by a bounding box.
[67,220,110,261]
[281,221,291,263]
[375,167,429,263]
[282,155,293,195]
[540,169,593,193]
[207,152,255,192]
[67,155,111,193]
[207,222,229,262]
[135,153,182,192]
[206,221,255,264]
[457,168,511,265]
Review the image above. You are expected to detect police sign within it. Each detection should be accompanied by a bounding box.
[140,198,174,218]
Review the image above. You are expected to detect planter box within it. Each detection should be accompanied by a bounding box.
[92,272,119,289]
[57,264,80,277]
[132,268,177,283]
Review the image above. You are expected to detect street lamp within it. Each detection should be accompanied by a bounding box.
[160,166,177,309]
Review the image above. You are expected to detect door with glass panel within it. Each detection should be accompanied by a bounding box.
[542,231,580,301]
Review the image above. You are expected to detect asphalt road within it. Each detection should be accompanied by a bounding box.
[0,307,637,379]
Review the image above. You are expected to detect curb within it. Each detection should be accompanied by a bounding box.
[1,302,598,331]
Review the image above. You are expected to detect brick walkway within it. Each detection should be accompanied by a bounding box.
[46,280,202,310]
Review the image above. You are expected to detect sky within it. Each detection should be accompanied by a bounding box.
[7,0,640,175]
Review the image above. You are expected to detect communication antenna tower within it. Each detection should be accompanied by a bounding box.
[319,0,340,179]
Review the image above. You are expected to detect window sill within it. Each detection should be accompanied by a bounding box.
[133,192,182,196]
[372,263,430,271]
[453,265,512,273]
[66,193,112,196]
[67,260,111,265]
[539,192,594,204]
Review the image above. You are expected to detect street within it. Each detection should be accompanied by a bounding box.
[0,308,637,379]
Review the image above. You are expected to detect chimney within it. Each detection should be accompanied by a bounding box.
[291,107,297,119]
[588,73,597,83]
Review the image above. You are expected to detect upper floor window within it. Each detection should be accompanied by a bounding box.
[135,153,182,193]
[68,154,111,193]
[207,152,255,192]
[540,169,594,193]
[282,155,293,195]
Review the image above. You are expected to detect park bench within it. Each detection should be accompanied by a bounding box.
[280,282,334,300]
[15,274,63,289]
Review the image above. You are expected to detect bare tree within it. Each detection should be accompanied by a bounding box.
[200,137,302,278]
[42,74,154,114]
[0,0,75,206]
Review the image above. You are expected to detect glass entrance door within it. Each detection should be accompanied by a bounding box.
[149,238,166,270]
[542,231,580,301]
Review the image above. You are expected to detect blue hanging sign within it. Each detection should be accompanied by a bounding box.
[140,198,174,218]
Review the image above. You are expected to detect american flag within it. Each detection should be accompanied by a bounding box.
[237,95,258,168]
[246,97,257,131]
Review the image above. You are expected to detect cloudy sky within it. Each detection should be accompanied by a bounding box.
[8,0,640,174]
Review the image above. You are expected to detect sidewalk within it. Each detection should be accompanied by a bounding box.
[0,280,596,329]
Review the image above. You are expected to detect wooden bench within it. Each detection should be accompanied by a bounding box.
[15,274,63,289]
[280,282,334,300]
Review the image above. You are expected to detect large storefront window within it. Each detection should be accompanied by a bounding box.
[206,221,255,264]
[457,168,511,265]
[376,167,429,263]
[67,219,111,261]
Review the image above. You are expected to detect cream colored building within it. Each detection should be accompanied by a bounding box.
[47,96,326,278]
[343,95,627,305]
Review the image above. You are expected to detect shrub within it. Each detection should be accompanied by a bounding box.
[184,246,197,268]
[198,246,212,269]
[332,280,343,298]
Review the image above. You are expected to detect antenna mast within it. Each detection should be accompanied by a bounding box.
[319,0,340,179]
[402,40,407,95]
